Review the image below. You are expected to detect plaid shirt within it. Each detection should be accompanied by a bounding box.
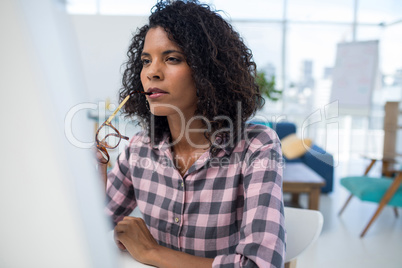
[106,124,285,267]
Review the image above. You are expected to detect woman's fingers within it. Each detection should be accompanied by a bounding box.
[113,217,159,263]
[114,230,127,250]
[96,146,109,164]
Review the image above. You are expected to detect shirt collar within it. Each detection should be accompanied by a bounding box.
[152,132,234,156]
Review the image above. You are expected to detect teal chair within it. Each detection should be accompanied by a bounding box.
[338,160,402,237]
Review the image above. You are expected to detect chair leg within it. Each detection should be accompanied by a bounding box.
[285,259,297,268]
[394,207,399,218]
[338,194,353,216]
[360,173,402,237]
[364,159,377,175]
[360,202,387,237]
[339,159,375,217]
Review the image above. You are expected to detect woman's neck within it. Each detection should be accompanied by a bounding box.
[167,114,211,177]
[167,114,210,153]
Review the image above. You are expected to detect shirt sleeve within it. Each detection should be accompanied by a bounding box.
[105,144,137,225]
[212,129,286,268]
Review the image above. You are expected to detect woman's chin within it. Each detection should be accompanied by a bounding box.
[149,106,184,118]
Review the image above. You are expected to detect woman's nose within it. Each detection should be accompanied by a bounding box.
[146,61,163,80]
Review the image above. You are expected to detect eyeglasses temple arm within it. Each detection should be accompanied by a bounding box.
[105,95,130,124]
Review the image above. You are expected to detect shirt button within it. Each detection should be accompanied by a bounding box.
[174,217,180,223]
[181,181,184,188]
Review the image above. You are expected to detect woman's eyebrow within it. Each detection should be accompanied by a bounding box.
[141,50,184,57]
[162,49,184,55]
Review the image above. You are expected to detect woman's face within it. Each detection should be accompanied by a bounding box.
[140,26,198,119]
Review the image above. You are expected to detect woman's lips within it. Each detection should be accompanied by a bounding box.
[148,92,167,99]
[147,88,168,99]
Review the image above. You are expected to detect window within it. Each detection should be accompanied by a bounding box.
[66,0,156,15]
[67,0,402,159]
[288,0,354,23]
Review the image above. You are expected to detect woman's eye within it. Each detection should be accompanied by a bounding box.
[141,59,150,65]
[167,57,181,63]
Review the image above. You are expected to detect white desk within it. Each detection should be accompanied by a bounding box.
[118,251,152,268]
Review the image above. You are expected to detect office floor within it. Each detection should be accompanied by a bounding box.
[294,158,402,268]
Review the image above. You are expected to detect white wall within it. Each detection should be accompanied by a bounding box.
[71,15,148,104]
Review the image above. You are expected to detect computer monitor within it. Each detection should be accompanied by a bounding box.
[1,0,117,266]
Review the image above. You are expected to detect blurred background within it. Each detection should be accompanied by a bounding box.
[66,0,402,170]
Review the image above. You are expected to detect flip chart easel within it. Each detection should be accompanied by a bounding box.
[330,40,379,116]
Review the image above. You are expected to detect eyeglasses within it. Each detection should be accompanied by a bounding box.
[95,91,151,164]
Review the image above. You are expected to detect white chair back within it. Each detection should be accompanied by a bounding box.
[284,207,324,262]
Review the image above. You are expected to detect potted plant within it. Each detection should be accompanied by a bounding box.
[256,71,282,101]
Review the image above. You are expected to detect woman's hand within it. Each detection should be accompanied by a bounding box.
[114,217,159,265]
[95,150,108,188]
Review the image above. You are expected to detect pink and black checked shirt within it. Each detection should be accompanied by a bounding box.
[106,124,286,267]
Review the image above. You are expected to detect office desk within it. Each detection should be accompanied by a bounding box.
[118,251,152,268]
[283,163,326,210]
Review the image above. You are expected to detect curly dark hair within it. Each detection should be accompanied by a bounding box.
[120,0,264,155]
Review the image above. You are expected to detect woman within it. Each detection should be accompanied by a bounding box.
[99,1,285,267]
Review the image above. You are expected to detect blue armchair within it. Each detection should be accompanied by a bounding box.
[252,121,334,193]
